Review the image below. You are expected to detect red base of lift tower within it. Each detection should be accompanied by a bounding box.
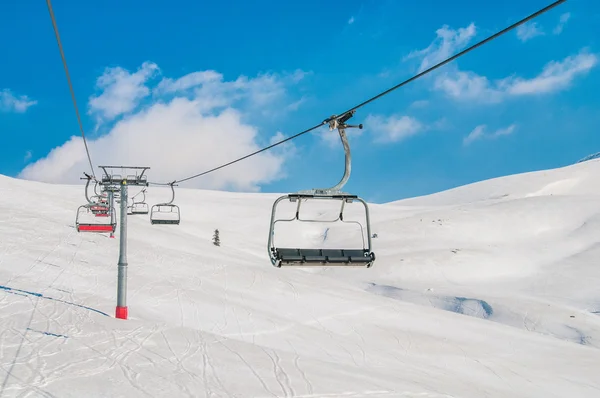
[115,306,128,319]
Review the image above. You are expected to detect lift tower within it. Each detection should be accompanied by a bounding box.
[99,166,150,320]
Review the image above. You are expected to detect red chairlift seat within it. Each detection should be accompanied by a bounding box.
[75,203,116,233]
[77,224,115,232]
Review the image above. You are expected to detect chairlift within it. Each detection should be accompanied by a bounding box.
[89,198,109,215]
[267,110,375,268]
[76,203,116,232]
[75,176,117,233]
[87,183,109,214]
[130,188,150,215]
[92,205,110,217]
[150,183,180,225]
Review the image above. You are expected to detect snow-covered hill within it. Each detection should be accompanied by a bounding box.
[577,151,600,163]
[1,160,600,397]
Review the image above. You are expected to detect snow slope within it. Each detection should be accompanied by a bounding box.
[1,160,600,397]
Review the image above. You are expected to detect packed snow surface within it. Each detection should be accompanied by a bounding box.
[1,160,600,397]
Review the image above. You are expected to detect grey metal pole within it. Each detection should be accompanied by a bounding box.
[108,190,115,239]
[116,180,128,319]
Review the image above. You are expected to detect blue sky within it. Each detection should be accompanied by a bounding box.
[1,0,599,203]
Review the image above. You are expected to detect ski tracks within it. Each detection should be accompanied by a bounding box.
[259,346,295,397]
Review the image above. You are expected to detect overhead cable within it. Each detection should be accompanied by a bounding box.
[46,0,97,179]
[163,0,566,185]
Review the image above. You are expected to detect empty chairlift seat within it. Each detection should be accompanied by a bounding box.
[267,110,375,268]
[268,194,375,268]
[150,204,180,224]
[130,189,149,215]
[131,202,149,215]
[150,183,180,225]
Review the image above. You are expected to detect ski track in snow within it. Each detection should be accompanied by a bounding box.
[1,161,600,396]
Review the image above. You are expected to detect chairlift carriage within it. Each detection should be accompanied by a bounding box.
[150,183,180,225]
[88,182,110,216]
[130,188,150,215]
[268,110,375,268]
[75,175,117,233]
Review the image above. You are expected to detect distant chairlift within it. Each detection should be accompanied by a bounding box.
[89,183,109,216]
[150,183,180,225]
[89,195,109,217]
[75,175,117,233]
[130,188,150,215]
[267,110,375,268]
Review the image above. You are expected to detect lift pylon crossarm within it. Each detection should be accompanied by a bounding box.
[98,166,150,186]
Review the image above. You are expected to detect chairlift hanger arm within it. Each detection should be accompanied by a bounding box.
[152,182,177,206]
[81,174,93,204]
[97,166,151,186]
[131,188,147,204]
[315,110,363,194]
[166,183,176,205]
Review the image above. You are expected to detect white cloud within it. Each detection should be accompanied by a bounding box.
[0,89,37,113]
[20,100,289,191]
[553,12,571,35]
[516,22,545,42]
[404,23,476,72]
[285,96,306,111]
[406,22,597,103]
[516,12,570,41]
[463,124,516,146]
[434,69,503,103]
[365,114,424,143]
[24,151,32,162]
[463,125,485,145]
[348,16,355,25]
[154,70,222,94]
[435,48,597,102]
[88,61,160,123]
[409,99,429,108]
[19,62,308,192]
[268,131,297,164]
[154,69,309,118]
[503,50,597,94]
